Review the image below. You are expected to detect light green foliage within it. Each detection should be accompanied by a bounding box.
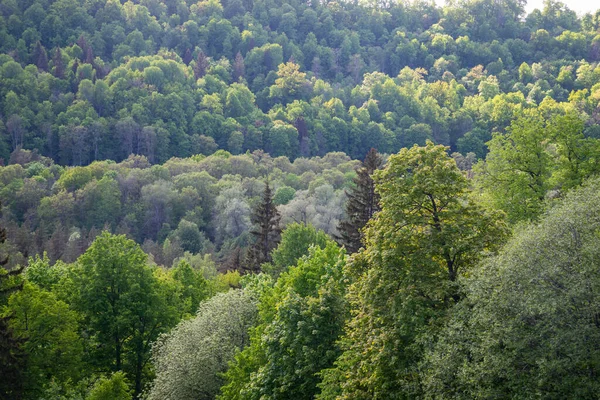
[266,222,330,277]
[71,232,178,397]
[219,240,347,400]
[475,110,600,223]
[169,260,210,318]
[146,290,258,400]
[319,142,507,399]
[424,177,600,399]
[87,372,132,400]
[7,281,84,398]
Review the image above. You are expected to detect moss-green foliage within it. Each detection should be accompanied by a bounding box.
[318,142,507,399]
[219,240,347,400]
[0,0,599,167]
[423,177,600,398]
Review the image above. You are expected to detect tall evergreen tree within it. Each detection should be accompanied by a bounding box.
[194,51,209,80]
[336,148,383,254]
[245,180,281,273]
[53,47,65,79]
[34,41,48,71]
[0,201,25,399]
[233,51,245,81]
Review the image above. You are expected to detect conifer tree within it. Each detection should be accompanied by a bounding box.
[336,148,383,254]
[233,51,245,81]
[53,48,65,79]
[183,48,193,65]
[245,180,281,273]
[0,201,25,399]
[194,51,209,79]
[34,41,48,71]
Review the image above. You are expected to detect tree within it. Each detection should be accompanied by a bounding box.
[194,51,209,79]
[336,148,383,254]
[245,180,281,273]
[319,142,507,399]
[233,51,245,81]
[7,281,84,397]
[219,241,347,400]
[424,177,600,399]
[88,372,132,400]
[266,222,330,278]
[53,47,65,79]
[33,41,48,72]
[72,232,177,398]
[147,290,258,400]
[0,201,25,400]
[475,110,600,224]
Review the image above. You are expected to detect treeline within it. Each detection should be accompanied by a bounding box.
[1,0,600,164]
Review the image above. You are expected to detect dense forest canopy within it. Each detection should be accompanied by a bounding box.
[2,0,600,399]
[0,0,600,164]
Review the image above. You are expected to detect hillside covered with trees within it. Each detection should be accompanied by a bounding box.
[1,0,600,164]
[2,0,600,399]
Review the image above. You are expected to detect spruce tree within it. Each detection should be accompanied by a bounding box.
[336,148,383,254]
[245,180,281,273]
[53,48,65,79]
[0,201,25,399]
[194,51,209,79]
[233,51,245,81]
[34,41,48,71]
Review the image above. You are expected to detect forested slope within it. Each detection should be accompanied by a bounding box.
[1,0,600,164]
[2,1,600,399]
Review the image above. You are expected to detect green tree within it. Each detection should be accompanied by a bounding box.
[7,281,84,398]
[72,232,177,398]
[336,148,383,254]
[219,241,347,400]
[245,180,281,273]
[87,372,132,400]
[266,222,330,278]
[147,289,258,400]
[0,201,25,400]
[424,177,600,399]
[319,142,507,399]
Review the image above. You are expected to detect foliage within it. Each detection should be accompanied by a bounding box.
[266,222,330,278]
[71,232,178,398]
[87,372,132,400]
[475,109,600,223]
[146,290,258,400]
[318,142,507,399]
[423,177,600,399]
[245,180,281,273]
[336,148,383,254]
[219,240,347,400]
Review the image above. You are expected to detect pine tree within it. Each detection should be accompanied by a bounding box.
[183,48,193,65]
[245,180,281,273]
[0,201,25,399]
[34,41,48,71]
[53,48,65,79]
[233,51,245,81]
[336,148,383,254]
[193,51,209,79]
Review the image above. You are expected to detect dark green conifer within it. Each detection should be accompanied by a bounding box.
[336,148,383,254]
[245,180,281,273]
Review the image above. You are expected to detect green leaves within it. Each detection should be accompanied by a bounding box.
[320,142,507,399]
[71,232,178,397]
[424,177,600,398]
[475,110,600,224]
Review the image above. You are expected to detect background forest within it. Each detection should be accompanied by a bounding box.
[2,0,600,399]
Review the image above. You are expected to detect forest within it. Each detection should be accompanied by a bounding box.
[1,0,600,398]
